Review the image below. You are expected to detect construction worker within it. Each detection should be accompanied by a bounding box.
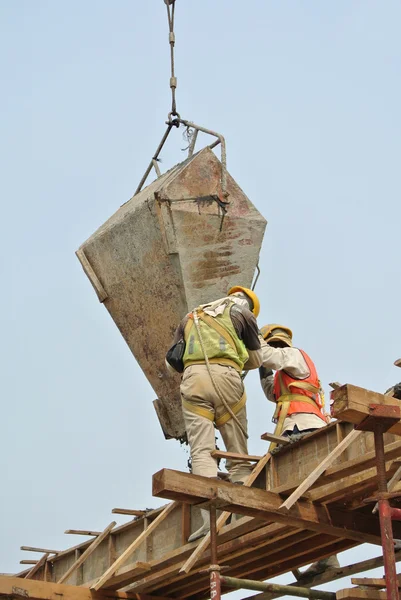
[259,324,339,575]
[259,324,329,443]
[166,286,262,542]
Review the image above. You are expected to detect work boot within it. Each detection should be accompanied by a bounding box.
[188,509,210,543]
[302,555,340,576]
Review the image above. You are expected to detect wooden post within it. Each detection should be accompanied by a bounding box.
[57,521,116,584]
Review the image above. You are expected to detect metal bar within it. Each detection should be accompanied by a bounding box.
[375,427,400,600]
[179,119,228,198]
[134,124,173,195]
[373,464,401,514]
[242,552,401,600]
[252,263,261,291]
[152,159,162,178]
[208,139,221,150]
[187,128,198,157]
[220,575,335,599]
[391,507,401,521]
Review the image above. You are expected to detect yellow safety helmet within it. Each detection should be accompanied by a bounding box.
[228,286,260,318]
[260,324,293,347]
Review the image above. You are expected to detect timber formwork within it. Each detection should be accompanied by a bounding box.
[3,384,401,600]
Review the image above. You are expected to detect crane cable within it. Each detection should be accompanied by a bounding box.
[165,0,180,121]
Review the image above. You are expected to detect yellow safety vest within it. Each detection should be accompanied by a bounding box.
[183,303,249,372]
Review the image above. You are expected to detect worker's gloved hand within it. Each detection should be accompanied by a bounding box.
[259,366,273,381]
[393,383,401,400]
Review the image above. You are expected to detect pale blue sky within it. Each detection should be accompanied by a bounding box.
[1,1,400,596]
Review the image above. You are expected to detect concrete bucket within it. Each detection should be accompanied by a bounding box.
[77,147,267,439]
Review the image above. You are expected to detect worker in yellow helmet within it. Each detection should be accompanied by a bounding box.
[166,286,262,542]
[259,324,338,575]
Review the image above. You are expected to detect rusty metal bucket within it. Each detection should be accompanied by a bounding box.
[77,147,267,439]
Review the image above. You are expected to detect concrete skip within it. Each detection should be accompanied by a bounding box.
[76,147,267,439]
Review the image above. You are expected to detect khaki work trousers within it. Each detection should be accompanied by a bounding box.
[181,363,253,483]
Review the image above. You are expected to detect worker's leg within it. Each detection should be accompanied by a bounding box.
[214,366,253,483]
[181,366,217,478]
[181,366,218,541]
[219,405,252,483]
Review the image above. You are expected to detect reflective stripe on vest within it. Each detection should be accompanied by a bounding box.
[182,303,249,372]
[182,391,247,428]
[273,349,326,422]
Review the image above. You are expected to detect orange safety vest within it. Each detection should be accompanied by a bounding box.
[273,349,326,422]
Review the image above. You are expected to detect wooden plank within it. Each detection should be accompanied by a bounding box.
[179,451,273,574]
[351,574,401,588]
[280,430,362,510]
[350,578,386,589]
[181,504,191,545]
[64,530,101,536]
[332,384,401,435]
[211,450,262,462]
[58,521,116,584]
[271,439,401,496]
[0,575,171,600]
[91,502,178,591]
[25,555,49,580]
[112,509,147,517]
[260,433,291,445]
[20,561,38,565]
[20,547,59,555]
[153,469,390,546]
[336,589,387,600]
[100,518,277,591]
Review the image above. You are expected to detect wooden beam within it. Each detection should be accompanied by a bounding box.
[20,561,38,565]
[25,554,49,580]
[181,503,191,545]
[153,469,389,546]
[336,589,387,600]
[332,384,401,435]
[58,521,116,584]
[179,451,273,574]
[280,429,362,510]
[261,433,291,445]
[0,575,172,600]
[211,450,263,462]
[112,509,147,516]
[20,547,59,555]
[350,578,386,589]
[64,529,101,536]
[91,502,178,591]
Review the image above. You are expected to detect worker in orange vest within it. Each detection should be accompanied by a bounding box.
[259,324,329,444]
[259,324,339,575]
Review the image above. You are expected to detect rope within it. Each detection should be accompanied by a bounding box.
[192,310,249,439]
[165,0,178,118]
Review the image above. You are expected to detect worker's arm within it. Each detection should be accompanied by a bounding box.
[260,339,310,378]
[230,305,262,369]
[259,367,275,402]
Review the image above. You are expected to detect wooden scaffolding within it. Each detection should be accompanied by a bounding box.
[2,384,401,600]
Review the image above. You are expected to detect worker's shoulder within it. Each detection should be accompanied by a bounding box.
[230,303,255,320]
